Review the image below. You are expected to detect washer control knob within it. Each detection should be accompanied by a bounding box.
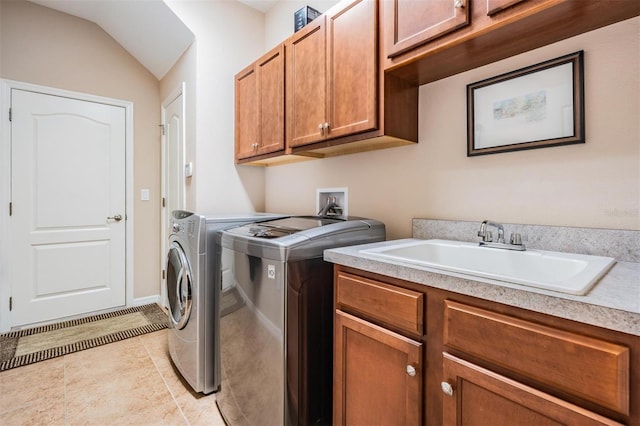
[172,223,181,233]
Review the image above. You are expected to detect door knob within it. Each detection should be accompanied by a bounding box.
[107,214,123,222]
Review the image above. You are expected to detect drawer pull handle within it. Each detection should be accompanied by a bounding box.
[406,365,416,377]
[441,381,454,396]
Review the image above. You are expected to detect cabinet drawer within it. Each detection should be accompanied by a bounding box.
[336,272,424,335]
[444,300,630,415]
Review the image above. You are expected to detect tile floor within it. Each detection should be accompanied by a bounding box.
[0,329,225,425]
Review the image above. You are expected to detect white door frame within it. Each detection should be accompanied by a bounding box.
[160,82,186,310]
[0,79,134,332]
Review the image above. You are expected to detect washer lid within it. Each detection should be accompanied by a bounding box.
[243,216,344,238]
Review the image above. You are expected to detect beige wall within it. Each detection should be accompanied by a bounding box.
[264,0,339,49]
[164,0,267,214]
[264,17,640,239]
[1,0,162,299]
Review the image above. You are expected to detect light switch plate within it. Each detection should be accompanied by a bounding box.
[141,189,150,201]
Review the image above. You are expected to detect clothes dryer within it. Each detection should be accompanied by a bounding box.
[165,210,284,394]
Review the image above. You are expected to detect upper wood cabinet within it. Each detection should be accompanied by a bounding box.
[383,0,640,85]
[235,0,418,165]
[234,44,285,161]
[384,0,470,59]
[286,0,377,149]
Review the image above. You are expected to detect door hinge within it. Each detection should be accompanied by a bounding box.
[162,197,166,208]
[162,270,165,280]
[9,202,12,216]
[9,297,12,311]
[8,107,12,122]
[159,124,165,136]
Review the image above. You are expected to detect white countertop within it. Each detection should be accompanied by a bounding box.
[325,239,640,336]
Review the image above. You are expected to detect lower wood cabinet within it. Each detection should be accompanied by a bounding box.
[442,353,623,426]
[333,310,422,426]
[332,265,639,425]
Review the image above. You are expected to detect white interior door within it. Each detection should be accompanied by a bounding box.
[10,89,126,327]
[161,86,186,308]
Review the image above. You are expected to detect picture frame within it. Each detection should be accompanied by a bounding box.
[467,51,584,156]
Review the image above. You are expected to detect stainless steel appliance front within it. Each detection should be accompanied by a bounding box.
[216,216,385,425]
[219,252,286,425]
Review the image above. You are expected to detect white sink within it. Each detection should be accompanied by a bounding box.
[361,239,616,295]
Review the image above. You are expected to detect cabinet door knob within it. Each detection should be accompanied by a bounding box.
[441,381,454,396]
[454,0,464,8]
[406,365,417,377]
[318,123,324,135]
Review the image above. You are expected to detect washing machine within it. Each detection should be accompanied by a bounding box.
[165,210,285,394]
[216,216,385,425]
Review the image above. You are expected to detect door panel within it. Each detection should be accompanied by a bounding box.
[11,89,126,327]
[334,310,422,425]
[286,17,327,147]
[162,90,186,308]
[34,241,109,295]
[327,0,377,138]
[384,0,470,58]
[442,353,622,425]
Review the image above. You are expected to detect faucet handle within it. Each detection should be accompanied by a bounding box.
[510,233,528,245]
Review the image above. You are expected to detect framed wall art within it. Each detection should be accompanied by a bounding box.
[467,51,584,156]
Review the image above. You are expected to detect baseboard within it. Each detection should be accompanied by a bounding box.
[7,297,164,332]
[130,295,161,308]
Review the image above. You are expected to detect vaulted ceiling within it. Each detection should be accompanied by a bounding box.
[27,0,274,80]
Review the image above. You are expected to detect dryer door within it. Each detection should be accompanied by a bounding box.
[166,241,193,329]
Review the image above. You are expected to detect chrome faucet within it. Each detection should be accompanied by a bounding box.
[477,220,505,243]
[477,220,526,251]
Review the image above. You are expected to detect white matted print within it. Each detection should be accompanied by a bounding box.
[467,51,584,156]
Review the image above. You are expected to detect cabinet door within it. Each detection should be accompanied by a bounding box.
[286,17,327,148]
[383,0,470,59]
[326,0,377,139]
[256,45,285,155]
[442,353,623,426]
[234,63,259,159]
[334,310,422,426]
